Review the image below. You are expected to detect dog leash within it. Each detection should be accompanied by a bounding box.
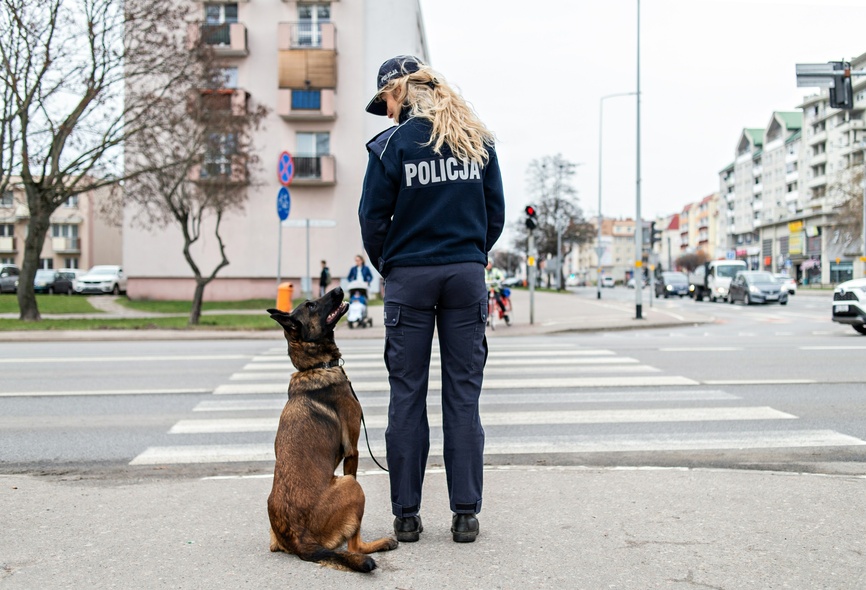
[348,380,389,473]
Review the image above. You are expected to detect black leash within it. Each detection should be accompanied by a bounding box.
[348,380,389,473]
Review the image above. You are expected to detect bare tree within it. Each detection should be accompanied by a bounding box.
[675,250,709,273]
[0,0,196,321]
[511,154,595,289]
[124,45,268,325]
[828,165,864,253]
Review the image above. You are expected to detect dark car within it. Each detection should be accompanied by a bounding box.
[655,271,690,298]
[0,263,19,293]
[728,271,788,305]
[33,269,74,294]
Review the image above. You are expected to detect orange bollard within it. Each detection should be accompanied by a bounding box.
[276,282,293,312]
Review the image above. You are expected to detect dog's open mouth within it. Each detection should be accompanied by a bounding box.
[327,302,349,325]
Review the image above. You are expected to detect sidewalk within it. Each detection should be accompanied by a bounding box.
[2,466,864,588]
[0,288,714,342]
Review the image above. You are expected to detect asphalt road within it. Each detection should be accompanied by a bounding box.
[3,289,865,478]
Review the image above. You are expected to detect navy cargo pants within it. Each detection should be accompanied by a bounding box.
[382,262,488,517]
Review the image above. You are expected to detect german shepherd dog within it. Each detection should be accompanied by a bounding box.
[266,287,397,573]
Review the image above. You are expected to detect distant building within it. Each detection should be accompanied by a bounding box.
[0,180,121,270]
[123,0,429,300]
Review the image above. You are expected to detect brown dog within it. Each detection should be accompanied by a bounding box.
[266,287,397,573]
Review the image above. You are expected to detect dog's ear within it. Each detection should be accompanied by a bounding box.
[267,308,299,333]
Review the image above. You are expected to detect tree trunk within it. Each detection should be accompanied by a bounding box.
[189,279,206,325]
[17,188,52,321]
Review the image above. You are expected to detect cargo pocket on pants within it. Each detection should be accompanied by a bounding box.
[471,300,489,372]
[383,304,405,378]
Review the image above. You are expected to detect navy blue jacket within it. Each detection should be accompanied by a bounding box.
[359,117,505,276]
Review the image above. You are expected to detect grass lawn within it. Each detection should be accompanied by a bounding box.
[0,314,276,331]
[0,294,100,314]
[118,297,279,313]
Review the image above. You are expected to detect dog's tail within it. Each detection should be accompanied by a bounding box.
[300,544,377,573]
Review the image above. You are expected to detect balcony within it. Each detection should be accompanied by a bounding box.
[191,155,248,185]
[52,237,80,253]
[808,130,827,145]
[190,88,249,118]
[807,175,826,189]
[837,119,865,132]
[188,22,248,57]
[277,89,336,121]
[278,22,337,50]
[786,191,799,203]
[810,151,827,166]
[752,165,763,177]
[752,183,763,195]
[291,155,336,186]
[0,236,16,253]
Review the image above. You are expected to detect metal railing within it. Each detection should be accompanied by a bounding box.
[201,23,231,46]
[293,156,322,179]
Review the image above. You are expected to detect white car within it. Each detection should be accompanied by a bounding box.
[601,276,615,288]
[831,278,866,335]
[75,265,128,295]
[774,274,797,295]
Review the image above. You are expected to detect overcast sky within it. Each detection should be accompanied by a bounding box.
[418,0,866,241]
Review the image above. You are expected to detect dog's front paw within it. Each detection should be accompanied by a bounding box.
[383,536,399,551]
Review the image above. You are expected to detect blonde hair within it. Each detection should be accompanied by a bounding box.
[379,66,495,165]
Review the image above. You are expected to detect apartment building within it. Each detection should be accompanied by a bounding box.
[0,182,121,270]
[123,0,428,300]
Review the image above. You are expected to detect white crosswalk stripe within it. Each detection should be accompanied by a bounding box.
[128,342,866,466]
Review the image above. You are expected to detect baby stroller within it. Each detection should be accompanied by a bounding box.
[346,280,373,329]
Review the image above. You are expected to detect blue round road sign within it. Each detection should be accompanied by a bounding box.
[277,187,291,221]
[278,151,294,187]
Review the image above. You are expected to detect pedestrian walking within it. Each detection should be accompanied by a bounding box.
[319,260,330,297]
[359,55,505,544]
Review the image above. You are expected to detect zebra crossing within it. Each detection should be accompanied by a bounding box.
[128,342,866,466]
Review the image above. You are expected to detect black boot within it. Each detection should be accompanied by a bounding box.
[451,513,479,543]
[393,515,423,542]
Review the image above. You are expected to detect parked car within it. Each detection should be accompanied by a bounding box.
[33,269,74,294]
[728,271,788,305]
[655,271,690,298]
[774,273,797,295]
[58,268,86,293]
[0,263,19,293]
[601,276,615,288]
[75,265,128,295]
[831,277,866,335]
[626,277,647,289]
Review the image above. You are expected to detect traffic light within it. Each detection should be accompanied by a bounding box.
[524,205,538,230]
[650,221,662,246]
[829,61,853,109]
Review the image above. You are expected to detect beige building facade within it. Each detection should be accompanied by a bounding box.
[124,0,428,300]
[0,182,121,270]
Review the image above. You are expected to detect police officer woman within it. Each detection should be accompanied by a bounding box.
[359,56,505,544]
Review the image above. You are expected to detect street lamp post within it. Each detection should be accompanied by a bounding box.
[597,92,637,300]
[634,0,643,320]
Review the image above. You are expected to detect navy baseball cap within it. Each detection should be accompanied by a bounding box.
[365,55,425,116]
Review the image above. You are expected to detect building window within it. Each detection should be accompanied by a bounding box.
[202,132,237,178]
[0,190,12,207]
[291,90,322,110]
[39,258,53,270]
[0,224,12,237]
[64,195,78,208]
[218,67,239,89]
[52,224,79,239]
[65,259,79,269]
[297,3,330,47]
[202,3,238,45]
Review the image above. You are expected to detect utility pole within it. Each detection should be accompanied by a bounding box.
[528,231,536,325]
[634,0,644,320]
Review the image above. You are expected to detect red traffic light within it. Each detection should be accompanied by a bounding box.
[525,205,536,217]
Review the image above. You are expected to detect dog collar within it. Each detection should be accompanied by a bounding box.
[316,358,344,370]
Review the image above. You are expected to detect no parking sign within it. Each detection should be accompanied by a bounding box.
[278,151,294,187]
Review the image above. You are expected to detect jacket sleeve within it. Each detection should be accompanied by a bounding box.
[483,147,505,252]
[358,151,399,272]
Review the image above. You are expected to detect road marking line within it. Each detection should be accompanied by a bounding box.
[0,388,212,398]
[213,375,699,395]
[192,389,740,412]
[800,346,866,350]
[702,379,817,385]
[658,347,742,352]
[0,355,250,364]
[129,430,866,465]
[241,357,641,372]
[250,349,617,363]
[170,407,796,434]
[228,364,660,381]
